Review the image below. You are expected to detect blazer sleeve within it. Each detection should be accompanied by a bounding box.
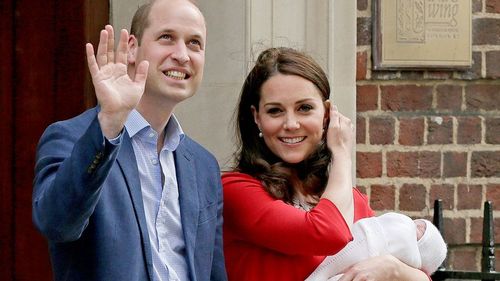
[32,113,121,242]
[210,173,228,281]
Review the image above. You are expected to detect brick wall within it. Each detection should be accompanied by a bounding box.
[356,0,500,271]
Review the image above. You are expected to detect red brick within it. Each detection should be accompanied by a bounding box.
[473,0,483,12]
[457,184,483,210]
[470,217,483,243]
[381,85,433,111]
[370,184,395,211]
[473,18,500,45]
[357,17,371,46]
[430,184,455,210]
[356,116,366,144]
[455,52,482,80]
[398,117,424,146]
[357,0,368,11]
[399,184,426,211]
[356,51,367,81]
[436,84,462,111]
[426,71,452,80]
[427,116,453,144]
[469,217,500,244]
[471,151,500,177]
[418,151,442,178]
[387,151,440,178]
[443,152,467,177]
[457,116,482,144]
[369,117,395,144]
[356,152,382,178]
[399,71,424,80]
[356,185,367,195]
[443,218,467,244]
[450,247,478,270]
[466,84,500,111]
[356,84,378,111]
[497,249,500,271]
[387,151,418,177]
[486,184,500,210]
[486,117,500,144]
[486,0,500,13]
[486,51,500,78]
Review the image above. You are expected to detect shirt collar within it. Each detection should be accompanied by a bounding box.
[125,109,185,151]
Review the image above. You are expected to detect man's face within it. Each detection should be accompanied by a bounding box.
[129,0,206,104]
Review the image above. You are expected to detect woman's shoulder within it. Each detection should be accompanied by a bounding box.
[221,171,260,186]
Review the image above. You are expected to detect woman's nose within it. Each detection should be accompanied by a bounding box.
[283,115,300,130]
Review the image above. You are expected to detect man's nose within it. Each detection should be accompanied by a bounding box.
[171,42,190,64]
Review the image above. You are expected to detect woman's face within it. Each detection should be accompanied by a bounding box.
[252,73,327,164]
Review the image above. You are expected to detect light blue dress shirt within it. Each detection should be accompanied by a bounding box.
[124,110,189,281]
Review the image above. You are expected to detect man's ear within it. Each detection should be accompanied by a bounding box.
[128,35,138,64]
[250,105,261,130]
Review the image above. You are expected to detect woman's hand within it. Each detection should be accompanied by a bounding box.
[320,102,355,227]
[325,103,354,159]
[338,255,429,281]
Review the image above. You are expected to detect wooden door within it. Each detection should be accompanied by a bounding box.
[0,0,108,280]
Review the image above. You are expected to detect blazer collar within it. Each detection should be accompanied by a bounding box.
[174,141,200,279]
[116,131,155,281]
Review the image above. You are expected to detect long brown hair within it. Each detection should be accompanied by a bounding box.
[234,47,332,203]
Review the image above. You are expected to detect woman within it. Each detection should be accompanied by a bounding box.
[222,47,430,281]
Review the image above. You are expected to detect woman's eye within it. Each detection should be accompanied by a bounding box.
[266,108,282,115]
[298,104,313,112]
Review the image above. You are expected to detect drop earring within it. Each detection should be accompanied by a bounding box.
[258,130,263,138]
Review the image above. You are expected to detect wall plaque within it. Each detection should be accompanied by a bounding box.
[373,0,471,69]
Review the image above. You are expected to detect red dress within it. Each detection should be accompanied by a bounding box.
[222,172,374,281]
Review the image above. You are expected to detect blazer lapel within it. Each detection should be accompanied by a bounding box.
[174,143,199,278]
[116,133,154,280]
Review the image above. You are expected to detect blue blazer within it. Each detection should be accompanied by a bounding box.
[33,107,227,281]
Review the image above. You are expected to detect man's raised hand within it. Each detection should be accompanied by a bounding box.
[86,25,149,138]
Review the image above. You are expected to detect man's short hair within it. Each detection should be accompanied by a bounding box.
[130,0,200,45]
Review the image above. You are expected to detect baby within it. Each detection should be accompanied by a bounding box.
[305,212,447,281]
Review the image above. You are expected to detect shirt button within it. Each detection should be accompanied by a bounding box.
[148,132,155,138]
[151,158,158,165]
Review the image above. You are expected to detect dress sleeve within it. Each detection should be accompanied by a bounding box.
[223,172,356,256]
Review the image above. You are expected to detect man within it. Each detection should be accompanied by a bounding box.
[32,0,227,280]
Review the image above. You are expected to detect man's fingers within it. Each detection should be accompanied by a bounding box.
[96,29,108,67]
[134,60,149,84]
[106,25,115,64]
[86,43,99,77]
[116,29,129,65]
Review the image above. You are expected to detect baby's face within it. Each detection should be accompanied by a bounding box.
[414,219,427,240]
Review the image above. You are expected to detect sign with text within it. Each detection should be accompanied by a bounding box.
[373,0,471,69]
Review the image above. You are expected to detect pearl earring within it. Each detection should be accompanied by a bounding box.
[259,131,263,138]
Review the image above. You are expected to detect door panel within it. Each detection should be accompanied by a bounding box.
[0,0,108,280]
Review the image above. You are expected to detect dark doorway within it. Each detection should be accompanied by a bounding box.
[0,0,108,280]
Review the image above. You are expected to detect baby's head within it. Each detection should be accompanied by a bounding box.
[415,219,427,240]
[414,219,447,274]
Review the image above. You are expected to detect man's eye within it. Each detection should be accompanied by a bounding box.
[160,34,172,40]
[189,39,201,46]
